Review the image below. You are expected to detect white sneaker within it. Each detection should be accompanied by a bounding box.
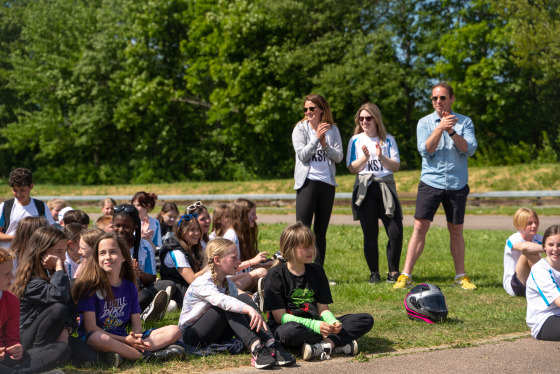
[302,342,332,361]
[334,340,358,355]
[167,300,178,313]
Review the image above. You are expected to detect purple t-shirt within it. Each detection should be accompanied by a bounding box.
[76,279,141,337]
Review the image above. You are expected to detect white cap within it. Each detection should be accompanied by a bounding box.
[58,206,74,222]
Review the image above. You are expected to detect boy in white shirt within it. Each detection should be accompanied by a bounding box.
[0,168,54,249]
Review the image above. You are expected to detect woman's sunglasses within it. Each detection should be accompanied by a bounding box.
[303,106,316,113]
[186,201,202,214]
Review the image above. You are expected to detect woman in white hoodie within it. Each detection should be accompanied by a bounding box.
[292,94,343,268]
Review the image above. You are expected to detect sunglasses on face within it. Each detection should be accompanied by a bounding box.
[178,213,198,226]
[359,116,373,122]
[186,201,202,214]
[303,106,316,113]
[431,96,447,102]
[114,205,136,214]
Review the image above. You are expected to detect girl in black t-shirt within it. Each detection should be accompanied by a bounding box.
[263,222,374,361]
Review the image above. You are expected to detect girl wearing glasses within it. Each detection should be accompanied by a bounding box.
[292,94,343,269]
[159,213,206,308]
[346,103,403,284]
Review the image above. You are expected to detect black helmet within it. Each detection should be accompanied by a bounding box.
[404,283,448,323]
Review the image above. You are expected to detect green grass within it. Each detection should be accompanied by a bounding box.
[3,164,560,198]
[63,223,528,373]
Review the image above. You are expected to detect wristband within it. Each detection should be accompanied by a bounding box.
[449,130,457,137]
[281,313,322,334]
[320,310,339,325]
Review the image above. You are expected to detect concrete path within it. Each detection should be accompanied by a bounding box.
[222,336,558,374]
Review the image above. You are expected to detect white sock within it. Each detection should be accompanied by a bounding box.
[455,273,466,280]
[402,273,411,278]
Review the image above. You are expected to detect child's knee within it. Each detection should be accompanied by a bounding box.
[87,331,111,350]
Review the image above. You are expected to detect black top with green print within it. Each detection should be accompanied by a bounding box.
[263,262,333,329]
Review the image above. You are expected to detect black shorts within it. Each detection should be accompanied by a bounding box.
[511,272,526,297]
[414,181,469,225]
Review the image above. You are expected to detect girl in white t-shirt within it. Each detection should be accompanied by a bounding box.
[503,207,543,296]
[525,224,560,340]
[346,103,403,284]
[224,198,270,292]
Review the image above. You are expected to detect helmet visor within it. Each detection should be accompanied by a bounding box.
[421,294,447,311]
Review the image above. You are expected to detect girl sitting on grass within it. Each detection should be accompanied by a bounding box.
[157,202,179,241]
[179,238,295,369]
[503,207,544,297]
[72,232,184,366]
[159,213,206,309]
[0,247,69,374]
[209,204,231,241]
[263,222,374,360]
[9,216,49,272]
[12,226,98,367]
[74,228,105,280]
[526,224,560,341]
[185,201,211,250]
[224,198,270,292]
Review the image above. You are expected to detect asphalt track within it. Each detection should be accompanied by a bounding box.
[215,213,560,374]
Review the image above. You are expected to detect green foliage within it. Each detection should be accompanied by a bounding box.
[0,0,559,183]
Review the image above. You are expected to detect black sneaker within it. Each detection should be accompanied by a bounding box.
[152,344,187,361]
[142,350,155,363]
[386,272,401,282]
[369,271,381,284]
[251,342,276,369]
[102,351,122,368]
[271,341,296,366]
[141,290,168,321]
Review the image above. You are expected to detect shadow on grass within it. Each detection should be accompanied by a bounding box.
[358,336,399,354]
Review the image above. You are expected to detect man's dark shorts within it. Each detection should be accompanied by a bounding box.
[414,181,469,225]
[511,272,526,297]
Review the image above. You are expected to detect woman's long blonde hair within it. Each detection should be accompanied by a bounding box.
[353,102,388,143]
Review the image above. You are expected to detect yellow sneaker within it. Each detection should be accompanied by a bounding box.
[393,274,412,289]
[453,274,477,290]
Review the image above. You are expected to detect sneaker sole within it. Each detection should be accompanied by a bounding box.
[256,277,265,313]
[143,290,168,321]
[251,359,276,369]
[276,355,297,366]
[301,344,314,361]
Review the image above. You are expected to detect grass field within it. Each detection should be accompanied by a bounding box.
[3,164,560,197]
[63,223,529,373]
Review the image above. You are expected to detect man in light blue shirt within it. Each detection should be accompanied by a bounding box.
[394,82,478,290]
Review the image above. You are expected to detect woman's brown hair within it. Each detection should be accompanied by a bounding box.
[9,216,49,262]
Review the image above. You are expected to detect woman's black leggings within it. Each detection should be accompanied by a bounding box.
[537,315,560,341]
[296,179,336,267]
[182,293,273,349]
[353,183,403,274]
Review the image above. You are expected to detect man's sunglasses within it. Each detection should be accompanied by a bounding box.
[431,96,447,102]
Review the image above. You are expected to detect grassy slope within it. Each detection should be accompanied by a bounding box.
[3,164,560,197]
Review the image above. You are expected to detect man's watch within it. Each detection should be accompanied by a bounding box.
[449,130,457,137]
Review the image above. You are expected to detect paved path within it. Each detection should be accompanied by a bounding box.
[221,335,558,374]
